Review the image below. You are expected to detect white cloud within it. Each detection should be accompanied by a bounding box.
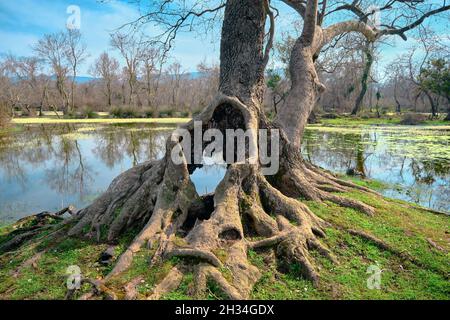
[0,0,220,75]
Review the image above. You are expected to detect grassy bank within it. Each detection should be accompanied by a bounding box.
[319,115,448,126]
[11,117,190,125]
[0,177,448,300]
[7,114,449,127]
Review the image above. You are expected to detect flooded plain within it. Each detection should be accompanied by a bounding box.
[0,123,448,222]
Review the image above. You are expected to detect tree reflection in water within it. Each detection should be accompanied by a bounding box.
[0,123,170,222]
[0,123,448,222]
[302,126,450,213]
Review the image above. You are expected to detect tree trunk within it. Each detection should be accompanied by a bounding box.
[107,80,112,107]
[445,98,450,121]
[394,78,401,113]
[71,66,77,112]
[424,91,438,118]
[276,40,324,146]
[351,42,374,116]
[4,0,378,300]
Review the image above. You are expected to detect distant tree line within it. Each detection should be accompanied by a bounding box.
[0,29,219,120]
[1,27,449,125]
[264,29,450,120]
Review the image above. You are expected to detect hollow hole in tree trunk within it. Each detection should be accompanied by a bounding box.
[219,228,242,241]
[177,194,215,237]
[187,102,250,196]
[211,103,249,164]
[241,212,258,238]
[259,188,275,217]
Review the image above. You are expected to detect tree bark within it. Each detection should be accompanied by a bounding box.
[351,42,374,116]
[424,91,438,118]
[64,0,373,298]
[4,0,379,300]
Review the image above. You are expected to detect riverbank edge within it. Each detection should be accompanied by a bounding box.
[0,175,448,300]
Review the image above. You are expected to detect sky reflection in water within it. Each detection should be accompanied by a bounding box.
[0,123,448,222]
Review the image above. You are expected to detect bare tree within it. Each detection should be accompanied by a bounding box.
[140,47,162,109]
[66,29,88,112]
[196,60,220,109]
[110,32,146,106]
[0,61,13,125]
[351,39,378,115]
[166,61,184,109]
[276,0,450,146]
[33,32,70,113]
[90,52,120,107]
[385,58,409,113]
[401,29,448,117]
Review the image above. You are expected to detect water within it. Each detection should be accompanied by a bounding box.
[0,123,224,223]
[303,125,449,212]
[0,123,448,222]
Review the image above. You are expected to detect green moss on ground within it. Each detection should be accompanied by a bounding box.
[319,115,448,127]
[0,181,448,300]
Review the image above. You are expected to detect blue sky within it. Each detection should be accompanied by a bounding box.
[0,0,448,77]
[0,0,224,75]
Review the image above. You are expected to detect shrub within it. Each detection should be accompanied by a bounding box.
[142,108,155,118]
[21,108,36,117]
[110,106,139,118]
[81,107,98,119]
[158,109,174,118]
[64,111,80,119]
[400,113,428,125]
[445,113,450,121]
[180,111,190,118]
[322,113,338,119]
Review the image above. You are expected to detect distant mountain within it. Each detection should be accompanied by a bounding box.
[47,75,98,84]
[11,69,282,84]
[73,76,97,84]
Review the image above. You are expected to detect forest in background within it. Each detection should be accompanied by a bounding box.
[0,27,448,125]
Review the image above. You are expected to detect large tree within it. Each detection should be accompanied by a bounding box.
[419,58,450,119]
[3,0,449,300]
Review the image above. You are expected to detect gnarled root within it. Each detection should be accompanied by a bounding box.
[274,145,377,216]
[11,94,383,300]
[0,206,76,254]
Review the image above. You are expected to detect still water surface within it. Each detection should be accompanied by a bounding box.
[0,123,448,222]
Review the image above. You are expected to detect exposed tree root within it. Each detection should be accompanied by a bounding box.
[4,94,385,300]
[147,267,184,300]
[0,206,76,254]
[123,277,144,300]
[12,250,46,278]
[331,224,447,276]
[67,278,118,300]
